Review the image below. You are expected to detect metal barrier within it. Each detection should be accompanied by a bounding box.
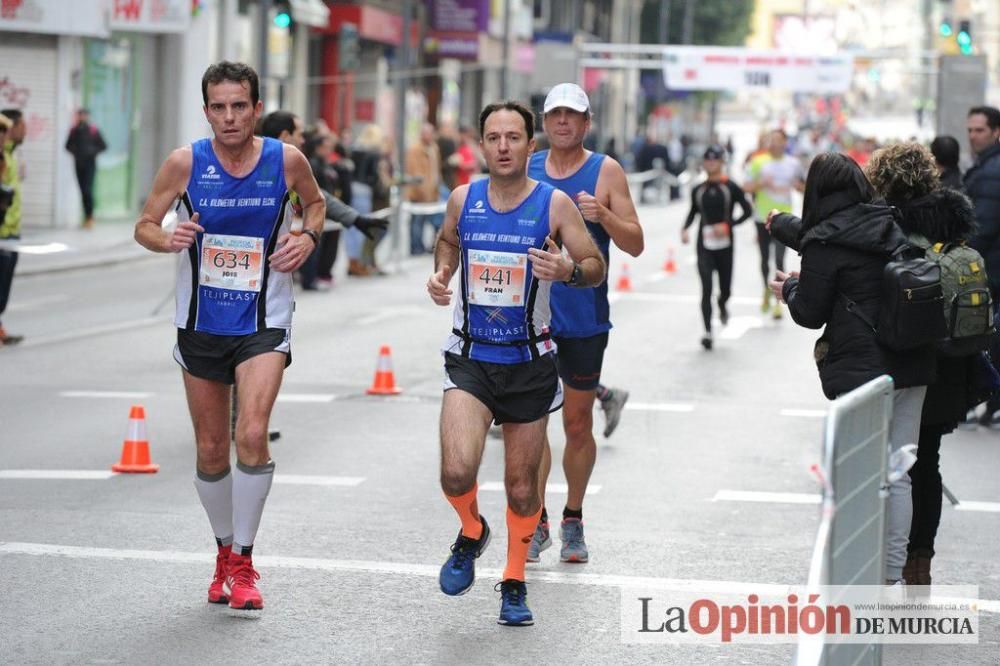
[625,166,690,205]
[796,374,894,666]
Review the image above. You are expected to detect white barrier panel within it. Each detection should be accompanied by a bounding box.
[796,375,894,666]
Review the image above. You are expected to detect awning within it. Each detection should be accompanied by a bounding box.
[289,0,330,28]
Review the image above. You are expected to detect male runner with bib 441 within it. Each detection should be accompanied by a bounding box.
[527,83,644,564]
[427,101,605,626]
[135,62,325,612]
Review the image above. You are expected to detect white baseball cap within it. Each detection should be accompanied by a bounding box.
[543,83,590,114]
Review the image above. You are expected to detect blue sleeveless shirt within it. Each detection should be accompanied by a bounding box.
[528,150,611,338]
[444,178,557,364]
[173,137,293,335]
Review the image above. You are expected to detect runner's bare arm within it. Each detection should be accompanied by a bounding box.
[270,145,325,273]
[134,148,201,253]
[529,190,605,287]
[428,186,467,306]
[577,157,643,257]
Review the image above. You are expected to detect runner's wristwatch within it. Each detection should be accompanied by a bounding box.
[565,261,583,287]
[302,229,320,246]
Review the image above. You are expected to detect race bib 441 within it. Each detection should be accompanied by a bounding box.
[200,234,265,292]
[468,249,526,307]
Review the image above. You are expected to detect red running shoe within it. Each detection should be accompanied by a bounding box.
[207,544,232,604]
[224,552,263,610]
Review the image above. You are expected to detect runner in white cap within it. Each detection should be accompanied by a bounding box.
[526,82,644,564]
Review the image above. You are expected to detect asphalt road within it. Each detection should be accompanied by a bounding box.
[1,198,997,665]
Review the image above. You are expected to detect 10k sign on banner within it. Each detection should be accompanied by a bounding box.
[662,46,854,93]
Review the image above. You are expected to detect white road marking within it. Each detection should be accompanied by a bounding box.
[275,394,338,403]
[712,489,821,505]
[954,501,1000,513]
[60,390,154,399]
[8,294,71,312]
[479,482,602,495]
[1,541,995,613]
[20,316,169,348]
[625,402,695,413]
[718,315,766,340]
[0,241,69,254]
[780,409,828,419]
[610,293,759,305]
[273,475,366,487]
[0,470,117,480]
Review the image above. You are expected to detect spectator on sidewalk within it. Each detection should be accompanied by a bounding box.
[437,121,459,191]
[64,108,107,229]
[930,135,963,191]
[259,112,387,286]
[351,124,393,275]
[0,109,26,346]
[964,106,1000,425]
[453,125,484,188]
[866,142,978,586]
[405,122,442,255]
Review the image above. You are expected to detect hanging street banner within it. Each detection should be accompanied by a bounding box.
[662,46,854,93]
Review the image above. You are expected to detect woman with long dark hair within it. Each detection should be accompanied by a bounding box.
[768,152,936,585]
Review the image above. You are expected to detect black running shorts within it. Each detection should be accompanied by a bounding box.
[443,352,563,425]
[552,333,609,391]
[174,328,291,385]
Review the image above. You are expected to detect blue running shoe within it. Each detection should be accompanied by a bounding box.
[496,579,533,626]
[439,517,491,596]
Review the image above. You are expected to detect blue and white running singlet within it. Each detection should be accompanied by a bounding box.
[444,178,557,364]
[174,137,293,335]
[528,150,610,338]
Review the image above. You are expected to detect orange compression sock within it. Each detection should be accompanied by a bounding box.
[503,505,543,582]
[445,485,483,540]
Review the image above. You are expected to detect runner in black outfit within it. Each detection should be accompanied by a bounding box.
[681,145,753,350]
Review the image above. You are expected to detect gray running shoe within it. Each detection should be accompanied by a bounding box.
[600,388,629,438]
[526,520,551,563]
[559,518,589,563]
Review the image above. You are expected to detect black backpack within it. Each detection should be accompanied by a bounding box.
[844,245,947,352]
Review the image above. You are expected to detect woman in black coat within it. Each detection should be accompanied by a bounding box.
[768,152,936,585]
[866,143,978,586]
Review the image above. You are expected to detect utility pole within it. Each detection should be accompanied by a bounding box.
[920,0,935,130]
[393,0,413,265]
[682,0,694,45]
[500,0,511,99]
[659,0,671,44]
[257,0,272,105]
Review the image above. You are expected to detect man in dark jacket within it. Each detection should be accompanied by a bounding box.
[64,109,106,229]
[964,106,1000,425]
[964,107,1000,296]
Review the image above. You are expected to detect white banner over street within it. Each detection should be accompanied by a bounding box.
[662,46,854,93]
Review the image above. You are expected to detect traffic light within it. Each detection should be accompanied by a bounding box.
[957,20,972,54]
[273,4,291,28]
[939,19,952,37]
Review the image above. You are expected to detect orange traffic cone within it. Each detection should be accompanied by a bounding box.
[366,345,403,395]
[616,263,633,292]
[664,247,677,274]
[112,405,159,473]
